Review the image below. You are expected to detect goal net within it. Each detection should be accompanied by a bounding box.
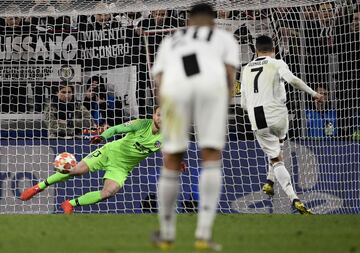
[0,0,359,214]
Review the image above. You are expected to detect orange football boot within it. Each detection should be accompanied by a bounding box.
[20,184,43,201]
[61,200,74,214]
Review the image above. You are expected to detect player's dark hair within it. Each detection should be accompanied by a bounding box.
[255,35,274,52]
[189,3,215,18]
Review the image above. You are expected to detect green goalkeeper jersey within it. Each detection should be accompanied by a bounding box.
[100,119,162,173]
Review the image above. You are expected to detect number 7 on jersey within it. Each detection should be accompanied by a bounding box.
[251,67,263,93]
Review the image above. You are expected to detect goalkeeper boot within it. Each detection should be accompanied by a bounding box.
[150,230,175,250]
[194,239,222,252]
[61,200,74,215]
[20,184,43,201]
[262,180,274,197]
[292,199,313,215]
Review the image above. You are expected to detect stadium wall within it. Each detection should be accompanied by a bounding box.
[0,140,359,214]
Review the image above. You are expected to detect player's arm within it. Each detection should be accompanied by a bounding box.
[154,73,163,105]
[152,38,170,104]
[279,63,324,103]
[225,64,236,100]
[222,32,241,101]
[240,77,247,111]
[90,120,145,144]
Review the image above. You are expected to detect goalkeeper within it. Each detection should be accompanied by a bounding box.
[20,107,163,214]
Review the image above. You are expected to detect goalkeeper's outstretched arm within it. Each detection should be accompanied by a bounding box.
[100,120,147,139]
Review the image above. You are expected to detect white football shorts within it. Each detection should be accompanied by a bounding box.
[160,78,228,154]
[255,116,289,159]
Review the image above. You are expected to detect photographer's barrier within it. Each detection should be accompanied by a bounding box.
[0,139,359,214]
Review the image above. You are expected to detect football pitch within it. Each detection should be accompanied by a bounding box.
[0,214,359,253]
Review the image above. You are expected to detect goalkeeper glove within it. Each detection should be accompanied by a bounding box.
[90,135,105,144]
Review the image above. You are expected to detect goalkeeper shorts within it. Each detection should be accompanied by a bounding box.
[82,145,128,187]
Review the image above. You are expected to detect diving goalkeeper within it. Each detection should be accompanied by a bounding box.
[20,107,163,214]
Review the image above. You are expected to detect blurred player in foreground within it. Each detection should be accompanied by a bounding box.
[20,107,163,214]
[241,35,324,214]
[152,3,239,251]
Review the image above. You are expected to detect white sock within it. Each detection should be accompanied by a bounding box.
[158,168,180,241]
[267,158,275,182]
[195,160,222,240]
[268,141,284,183]
[273,161,298,201]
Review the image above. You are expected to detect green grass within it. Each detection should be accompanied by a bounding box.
[0,214,359,253]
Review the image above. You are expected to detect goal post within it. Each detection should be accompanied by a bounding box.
[0,0,359,214]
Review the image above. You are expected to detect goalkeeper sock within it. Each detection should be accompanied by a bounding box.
[273,162,298,201]
[69,191,102,207]
[195,160,222,241]
[158,168,180,241]
[38,172,71,190]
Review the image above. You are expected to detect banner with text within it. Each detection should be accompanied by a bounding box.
[0,24,139,113]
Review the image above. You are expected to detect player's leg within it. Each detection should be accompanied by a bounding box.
[58,146,112,213]
[194,148,222,252]
[276,137,312,214]
[193,82,227,251]
[154,152,184,249]
[256,120,312,214]
[270,120,299,201]
[256,125,298,201]
[63,179,121,212]
[257,132,294,200]
[269,155,311,214]
[262,139,284,196]
[263,159,275,196]
[63,167,125,214]
[154,86,191,248]
[20,160,89,201]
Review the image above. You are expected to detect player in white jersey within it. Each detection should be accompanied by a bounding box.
[241,35,324,214]
[151,3,239,251]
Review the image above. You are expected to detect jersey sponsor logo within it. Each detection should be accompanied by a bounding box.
[134,142,152,154]
[154,141,161,148]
